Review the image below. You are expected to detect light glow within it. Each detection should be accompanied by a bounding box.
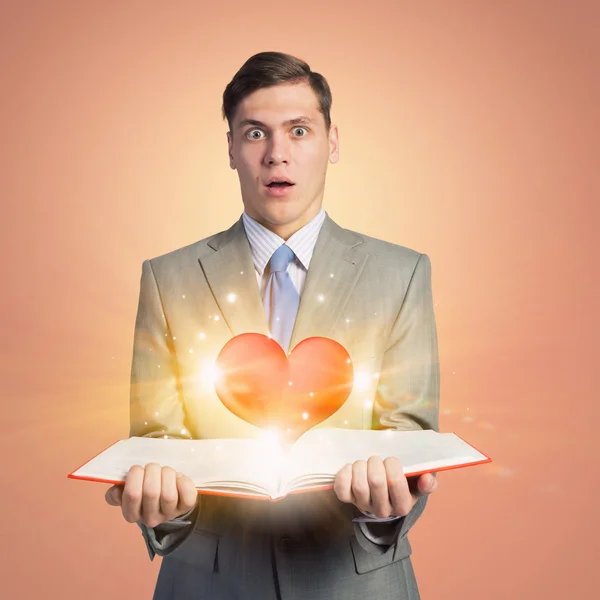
[354,370,371,392]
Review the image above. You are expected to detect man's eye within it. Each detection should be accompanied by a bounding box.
[246,129,264,140]
[293,127,308,136]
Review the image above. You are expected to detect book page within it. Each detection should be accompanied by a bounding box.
[282,428,487,493]
[71,436,288,497]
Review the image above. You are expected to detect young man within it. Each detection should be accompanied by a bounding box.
[106,51,440,600]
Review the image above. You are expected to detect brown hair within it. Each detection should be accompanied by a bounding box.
[222,51,333,134]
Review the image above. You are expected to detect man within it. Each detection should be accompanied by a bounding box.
[105,51,440,599]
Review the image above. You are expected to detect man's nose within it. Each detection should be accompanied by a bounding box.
[265,136,290,165]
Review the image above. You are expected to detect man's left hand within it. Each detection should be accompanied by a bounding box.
[333,456,438,519]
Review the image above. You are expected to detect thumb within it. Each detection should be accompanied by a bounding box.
[105,485,124,506]
[417,473,438,495]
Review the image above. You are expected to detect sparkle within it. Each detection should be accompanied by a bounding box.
[373,372,380,379]
[144,421,148,425]
[363,400,373,408]
[164,435,168,439]
[302,412,309,420]
[346,358,351,364]
[309,392,314,397]
[343,420,349,425]
[330,273,334,278]
[157,365,161,368]
[199,332,206,340]
[182,295,186,299]
[214,316,220,321]
[288,381,293,386]
[173,336,176,340]
[491,465,516,478]
[345,318,350,324]
[317,294,325,302]
[199,362,221,386]
[354,371,371,392]
[155,412,159,417]
[478,422,495,430]
[181,428,187,434]
[189,348,193,353]
[240,271,244,275]
[226,293,237,303]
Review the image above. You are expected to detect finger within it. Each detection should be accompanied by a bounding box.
[384,457,413,517]
[160,467,179,519]
[412,473,438,498]
[367,456,392,518]
[121,465,145,523]
[333,464,354,503]
[176,472,198,515]
[140,463,162,527]
[351,460,371,511]
[105,484,124,507]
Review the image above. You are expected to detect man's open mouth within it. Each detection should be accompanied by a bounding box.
[267,181,295,188]
[266,177,296,188]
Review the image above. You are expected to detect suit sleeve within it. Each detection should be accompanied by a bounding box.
[130,260,201,561]
[354,252,440,553]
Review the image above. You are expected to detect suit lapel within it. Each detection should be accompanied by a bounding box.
[289,215,368,350]
[198,214,368,348]
[198,217,269,337]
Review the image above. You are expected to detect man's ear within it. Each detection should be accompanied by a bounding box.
[227,131,236,170]
[328,125,340,164]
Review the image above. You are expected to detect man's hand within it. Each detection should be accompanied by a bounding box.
[104,463,198,528]
[333,456,438,519]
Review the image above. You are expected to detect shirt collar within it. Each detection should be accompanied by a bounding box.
[242,209,326,276]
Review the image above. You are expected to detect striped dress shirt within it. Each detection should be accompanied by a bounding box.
[241,208,326,296]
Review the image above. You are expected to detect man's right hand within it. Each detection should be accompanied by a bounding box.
[105,463,198,528]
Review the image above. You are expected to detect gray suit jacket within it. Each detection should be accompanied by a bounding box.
[130,214,440,599]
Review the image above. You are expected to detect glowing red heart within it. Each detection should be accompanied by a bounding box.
[214,333,354,440]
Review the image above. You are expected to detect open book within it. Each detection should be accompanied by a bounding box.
[68,428,491,501]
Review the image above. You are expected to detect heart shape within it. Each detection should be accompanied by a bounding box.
[214,333,354,440]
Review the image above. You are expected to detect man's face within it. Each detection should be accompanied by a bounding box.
[227,81,339,237]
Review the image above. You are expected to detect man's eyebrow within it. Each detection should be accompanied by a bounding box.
[236,116,317,129]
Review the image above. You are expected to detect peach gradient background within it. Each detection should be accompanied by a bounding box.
[2,1,598,598]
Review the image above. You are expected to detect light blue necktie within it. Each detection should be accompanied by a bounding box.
[263,244,300,354]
